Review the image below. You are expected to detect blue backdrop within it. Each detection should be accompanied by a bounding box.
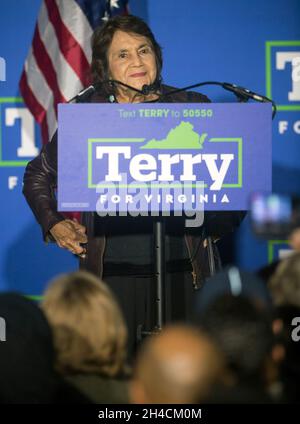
[0,0,299,296]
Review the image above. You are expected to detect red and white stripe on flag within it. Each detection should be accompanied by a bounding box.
[19,0,129,145]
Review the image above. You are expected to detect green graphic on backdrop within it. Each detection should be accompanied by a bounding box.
[0,97,27,167]
[265,40,300,111]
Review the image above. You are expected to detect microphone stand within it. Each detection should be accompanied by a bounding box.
[92,79,167,337]
[106,79,277,338]
[72,79,276,338]
[162,79,276,290]
[163,81,277,119]
[69,79,277,118]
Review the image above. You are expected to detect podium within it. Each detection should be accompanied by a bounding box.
[57,102,272,341]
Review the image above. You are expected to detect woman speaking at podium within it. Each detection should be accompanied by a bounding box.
[23,15,244,355]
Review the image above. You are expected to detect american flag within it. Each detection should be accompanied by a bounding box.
[19,0,129,145]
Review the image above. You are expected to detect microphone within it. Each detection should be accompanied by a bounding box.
[162,80,276,118]
[68,80,159,104]
[141,82,160,95]
[109,79,160,96]
[68,83,102,103]
[222,82,269,103]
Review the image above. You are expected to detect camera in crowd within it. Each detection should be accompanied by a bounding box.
[250,192,300,239]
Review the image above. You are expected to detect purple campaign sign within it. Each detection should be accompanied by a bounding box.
[57,103,272,213]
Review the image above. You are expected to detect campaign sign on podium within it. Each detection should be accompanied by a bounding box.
[57,103,272,216]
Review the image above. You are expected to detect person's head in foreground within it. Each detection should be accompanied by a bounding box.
[267,253,300,402]
[130,324,226,404]
[196,295,280,403]
[41,271,128,378]
[91,14,162,103]
[0,293,57,403]
[195,266,272,316]
[268,252,300,308]
[289,228,300,252]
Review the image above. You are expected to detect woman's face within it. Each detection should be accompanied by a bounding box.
[107,30,157,93]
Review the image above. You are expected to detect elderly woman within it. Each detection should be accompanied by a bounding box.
[23,15,244,355]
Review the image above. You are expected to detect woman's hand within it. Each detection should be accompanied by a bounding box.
[50,219,87,257]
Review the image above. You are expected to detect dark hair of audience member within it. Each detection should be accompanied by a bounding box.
[197,295,275,391]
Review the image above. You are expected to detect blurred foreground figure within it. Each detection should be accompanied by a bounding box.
[130,324,225,404]
[289,228,300,252]
[268,252,300,308]
[196,295,276,403]
[0,293,58,403]
[42,271,130,404]
[272,305,300,403]
[268,253,300,402]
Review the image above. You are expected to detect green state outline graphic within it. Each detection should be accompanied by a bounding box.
[0,97,28,167]
[87,137,243,189]
[265,40,300,111]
